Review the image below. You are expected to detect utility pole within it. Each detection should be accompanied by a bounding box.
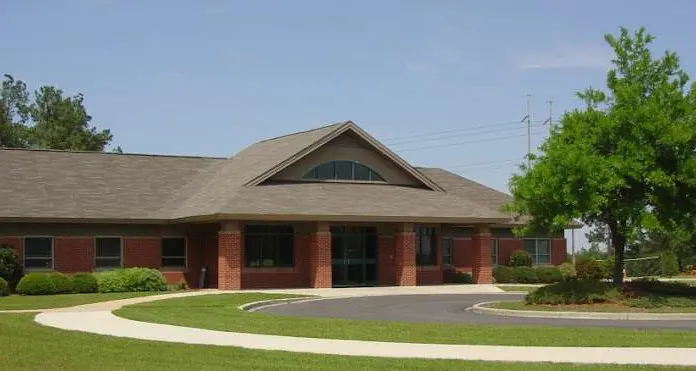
[571,228,576,265]
[523,93,532,168]
[547,100,553,135]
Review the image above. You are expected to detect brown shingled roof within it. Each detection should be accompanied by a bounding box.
[0,122,518,224]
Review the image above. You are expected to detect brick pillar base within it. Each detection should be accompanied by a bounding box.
[394,226,416,286]
[472,226,493,284]
[309,223,331,288]
[218,230,242,290]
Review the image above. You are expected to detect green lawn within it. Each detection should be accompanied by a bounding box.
[0,314,690,371]
[493,301,696,313]
[0,292,163,310]
[496,285,540,293]
[115,293,696,347]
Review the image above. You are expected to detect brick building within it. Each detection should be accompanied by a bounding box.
[0,121,569,289]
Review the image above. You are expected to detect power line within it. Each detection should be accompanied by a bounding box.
[395,129,547,153]
[380,119,543,143]
[442,158,522,170]
[386,121,546,147]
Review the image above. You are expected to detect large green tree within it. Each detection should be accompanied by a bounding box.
[506,27,696,284]
[0,74,116,151]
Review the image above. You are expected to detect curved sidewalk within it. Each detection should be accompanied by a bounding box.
[29,290,696,366]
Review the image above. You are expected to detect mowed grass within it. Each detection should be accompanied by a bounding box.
[0,292,164,310]
[0,313,691,371]
[115,293,696,347]
[494,301,696,313]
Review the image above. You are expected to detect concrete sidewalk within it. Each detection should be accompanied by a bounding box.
[35,309,696,366]
[27,289,696,366]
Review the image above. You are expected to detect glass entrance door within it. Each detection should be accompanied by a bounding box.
[331,226,377,287]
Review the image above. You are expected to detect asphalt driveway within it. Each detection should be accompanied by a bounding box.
[259,293,696,330]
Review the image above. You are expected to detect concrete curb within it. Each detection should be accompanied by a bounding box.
[470,301,696,321]
[238,297,325,312]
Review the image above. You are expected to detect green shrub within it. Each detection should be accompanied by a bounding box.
[558,262,576,280]
[168,279,187,291]
[511,266,539,283]
[525,281,622,305]
[535,266,563,283]
[0,277,8,296]
[600,257,615,280]
[508,250,533,267]
[625,257,661,277]
[452,272,473,284]
[0,245,23,290]
[96,268,167,293]
[575,257,605,281]
[493,266,513,283]
[16,273,57,295]
[71,272,98,293]
[49,272,73,294]
[660,252,679,277]
[625,278,696,297]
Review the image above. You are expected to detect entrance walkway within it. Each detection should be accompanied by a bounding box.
[29,289,696,366]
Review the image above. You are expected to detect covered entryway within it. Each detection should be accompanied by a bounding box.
[330,226,377,287]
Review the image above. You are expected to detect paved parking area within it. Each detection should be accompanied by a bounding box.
[259,294,696,330]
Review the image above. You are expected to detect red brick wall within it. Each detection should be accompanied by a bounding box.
[498,239,523,266]
[203,236,219,288]
[452,238,473,267]
[472,232,492,284]
[378,235,395,286]
[394,231,416,286]
[124,237,160,268]
[309,227,332,288]
[0,237,22,264]
[54,237,94,272]
[242,234,309,289]
[218,231,242,290]
[551,238,567,265]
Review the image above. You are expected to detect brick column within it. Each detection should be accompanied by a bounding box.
[551,238,567,265]
[394,223,416,286]
[218,221,242,290]
[471,225,493,284]
[309,222,331,288]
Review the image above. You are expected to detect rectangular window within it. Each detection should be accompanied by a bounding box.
[161,237,187,268]
[415,227,437,266]
[95,237,122,268]
[442,238,453,266]
[491,239,499,265]
[244,225,294,268]
[24,237,53,269]
[523,239,551,265]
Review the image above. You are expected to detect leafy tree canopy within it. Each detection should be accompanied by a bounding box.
[0,74,117,151]
[506,27,696,284]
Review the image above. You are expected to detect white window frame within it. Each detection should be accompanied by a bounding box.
[94,236,123,270]
[161,236,187,269]
[441,237,453,267]
[23,236,54,271]
[523,239,551,265]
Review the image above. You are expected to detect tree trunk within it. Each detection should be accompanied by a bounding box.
[610,228,626,286]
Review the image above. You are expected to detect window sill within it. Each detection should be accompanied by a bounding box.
[160,267,189,273]
[417,265,440,271]
[244,267,296,274]
[93,266,123,272]
[24,268,54,273]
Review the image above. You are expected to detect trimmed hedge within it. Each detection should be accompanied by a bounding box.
[511,266,538,283]
[493,266,513,283]
[452,272,473,284]
[0,277,8,296]
[0,245,23,290]
[525,281,622,305]
[575,257,605,281]
[96,268,167,293]
[536,266,563,283]
[558,262,576,280]
[50,272,73,294]
[508,250,533,267]
[16,273,57,295]
[72,272,98,293]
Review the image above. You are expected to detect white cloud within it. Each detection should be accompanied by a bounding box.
[517,45,614,70]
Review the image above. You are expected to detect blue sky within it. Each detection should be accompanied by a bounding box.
[3,0,695,250]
